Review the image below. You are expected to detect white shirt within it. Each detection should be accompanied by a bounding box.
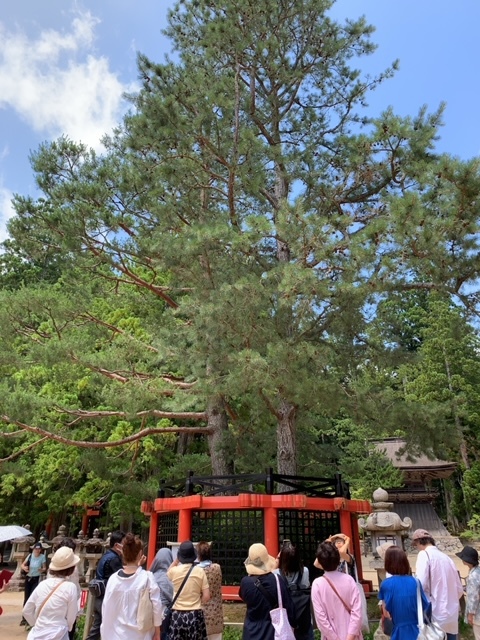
[23,577,78,640]
[47,567,81,601]
[101,568,164,640]
[416,545,463,634]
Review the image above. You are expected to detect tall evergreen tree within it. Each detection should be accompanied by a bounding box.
[3,0,480,482]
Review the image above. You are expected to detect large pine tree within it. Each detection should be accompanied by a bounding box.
[2,0,480,486]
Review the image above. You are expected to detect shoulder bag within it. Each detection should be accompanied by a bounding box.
[137,572,155,633]
[21,554,31,578]
[162,565,195,637]
[352,558,370,633]
[416,579,446,640]
[256,573,296,640]
[87,555,113,598]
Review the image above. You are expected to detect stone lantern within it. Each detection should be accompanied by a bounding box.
[84,528,107,582]
[73,530,87,584]
[8,526,35,591]
[358,488,412,586]
[49,524,67,552]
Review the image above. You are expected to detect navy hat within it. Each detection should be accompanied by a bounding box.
[177,541,196,564]
[456,546,479,566]
[33,543,43,550]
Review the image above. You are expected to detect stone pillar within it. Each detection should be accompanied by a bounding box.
[84,529,106,582]
[358,488,412,588]
[8,532,35,592]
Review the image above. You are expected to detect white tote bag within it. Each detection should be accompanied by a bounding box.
[270,573,296,640]
[416,579,446,640]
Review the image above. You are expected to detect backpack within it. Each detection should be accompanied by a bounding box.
[287,572,311,632]
[87,553,113,598]
[88,578,106,598]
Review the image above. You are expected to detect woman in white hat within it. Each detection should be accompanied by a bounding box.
[22,546,80,640]
[239,542,295,640]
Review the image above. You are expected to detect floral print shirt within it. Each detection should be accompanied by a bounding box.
[465,565,480,625]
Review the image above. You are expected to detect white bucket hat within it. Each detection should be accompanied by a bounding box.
[49,547,80,571]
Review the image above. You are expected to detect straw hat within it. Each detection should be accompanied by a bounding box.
[49,547,80,571]
[244,543,277,576]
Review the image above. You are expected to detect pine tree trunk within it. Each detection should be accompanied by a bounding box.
[207,395,234,478]
[276,399,297,480]
[273,165,298,482]
[177,431,190,455]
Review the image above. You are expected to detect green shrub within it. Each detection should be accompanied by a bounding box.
[223,626,242,640]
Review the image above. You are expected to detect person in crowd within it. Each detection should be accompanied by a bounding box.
[378,545,430,640]
[20,542,47,626]
[0,569,12,617]
[311,541,362,640]
[240,542,295,640]
[85,529,125,640]
[150,547,174,607]
[376,542,395,636]
[413,528,463,640]
[101,532,163,640]
[326,532,369,632]
[325,533,356,579]
[167,540,210,640]
[275,541,313,640]
[456,545,480,639]
[22,546,80,640]
[48,538,82,640]
[196,541,223,640]
[150,547,174,640]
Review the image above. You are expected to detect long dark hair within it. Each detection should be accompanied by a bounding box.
[278,541,304,575]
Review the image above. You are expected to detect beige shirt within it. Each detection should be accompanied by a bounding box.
[167,563,209,610]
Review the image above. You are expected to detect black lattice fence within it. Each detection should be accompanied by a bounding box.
[156,512,180,550]
[191,509,264,585]
[278,509,341,580]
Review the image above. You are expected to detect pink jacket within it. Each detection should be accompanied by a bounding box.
[312,570,363,640]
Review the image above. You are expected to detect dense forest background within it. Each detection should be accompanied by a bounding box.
[1,0,480,538]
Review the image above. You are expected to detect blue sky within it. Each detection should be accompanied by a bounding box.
[0,0,478,241]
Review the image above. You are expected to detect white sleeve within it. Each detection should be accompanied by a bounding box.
[22,588,40,626]
[66,584,79,630]
[415,550,429,594]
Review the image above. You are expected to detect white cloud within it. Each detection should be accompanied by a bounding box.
[0,10,134,150]
[0,183,14,242]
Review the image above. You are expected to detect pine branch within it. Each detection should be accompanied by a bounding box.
[0,415,211,449]
[56,408,207,421]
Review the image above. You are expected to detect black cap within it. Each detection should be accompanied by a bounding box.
[456,546,479,566]
[33,542,43,549]
[177,540,196,564]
